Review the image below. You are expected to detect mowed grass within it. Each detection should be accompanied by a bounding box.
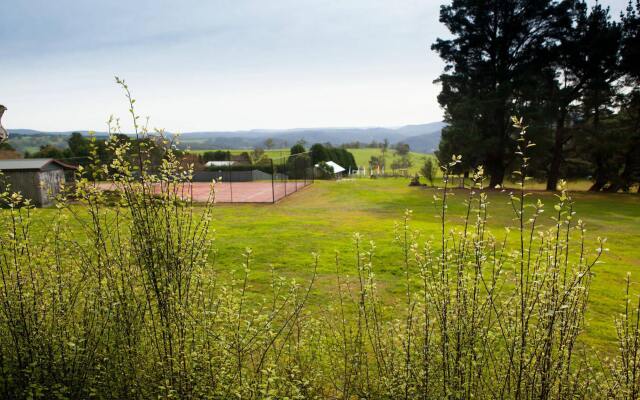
[187,148,292,161]
[21,178,640,351]
[188,147,434,174]
[346,148,435,175]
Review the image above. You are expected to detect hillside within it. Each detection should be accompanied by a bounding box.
[178,121,444,151]
[6,122,445,154]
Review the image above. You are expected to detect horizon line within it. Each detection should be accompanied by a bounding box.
[8,121,445,135]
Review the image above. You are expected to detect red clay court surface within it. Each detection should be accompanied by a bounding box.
[213,181,310,202]
[95,181,311,203]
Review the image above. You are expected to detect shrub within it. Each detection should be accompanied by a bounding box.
[421,157,438,186]
[0,85,633,399]
[202,150,231,162]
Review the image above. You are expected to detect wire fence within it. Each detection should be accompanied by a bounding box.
[52,151,314,204]
[194,151,314,203]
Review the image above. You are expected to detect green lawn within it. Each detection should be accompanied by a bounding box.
[189,147,434,174]
[346,148,435,174]
[211,180,639,346]
[22,178,640,351]
[189,148,292,160]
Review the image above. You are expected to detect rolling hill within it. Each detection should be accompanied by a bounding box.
[6,122,445,154]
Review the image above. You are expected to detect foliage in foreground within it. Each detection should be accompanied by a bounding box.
[0,89,638,399]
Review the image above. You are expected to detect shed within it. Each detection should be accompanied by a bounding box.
[315,161,346,178]
[0,159,77,207]
[205,161,236,167]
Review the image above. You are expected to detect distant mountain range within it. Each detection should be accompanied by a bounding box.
[7,121,445,154]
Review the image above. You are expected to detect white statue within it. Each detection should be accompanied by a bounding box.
[0,105,7,143]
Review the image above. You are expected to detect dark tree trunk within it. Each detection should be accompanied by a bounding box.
[605,182,622,192]
[618,114,640,192]
[487,108,508,188]
[609,146,638,193]
[589,158,608,191]
[589,178,607,191]
[588,107,606,192]
[488,162,506,188]
[546,107,567,191]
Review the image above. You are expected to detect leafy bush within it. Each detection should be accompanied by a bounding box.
[201,150,231,162]
[310,143,357,172]
[0,85,634,399]
[314,161,335,179]
[421,157,438,186]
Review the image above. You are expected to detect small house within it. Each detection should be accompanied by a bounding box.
[0,159,77,207]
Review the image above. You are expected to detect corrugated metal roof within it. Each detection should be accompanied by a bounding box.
[205,161,236,167]
[315,160,346,174]
[0,158,77,171]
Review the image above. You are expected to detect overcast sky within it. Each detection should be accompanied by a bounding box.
[0,0,630,132]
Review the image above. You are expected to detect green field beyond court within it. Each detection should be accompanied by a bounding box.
[188,148,434,175]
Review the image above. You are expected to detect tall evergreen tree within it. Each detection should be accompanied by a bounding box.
[574,4,624,191]
[614,0,640,192]
[547,1,622,190]
[433,0,567,187]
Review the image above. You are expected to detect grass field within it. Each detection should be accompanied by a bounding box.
[26,178,640,351]
[212,179,640,349]
[189,147,434,174]
[346,148,435,174]
[188,148,291,159]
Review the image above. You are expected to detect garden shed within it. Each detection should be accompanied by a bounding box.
[0,158,77,207]
[315,160,346,178]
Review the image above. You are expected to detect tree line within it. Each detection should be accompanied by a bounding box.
[305,143,358,172]
[434,0,639,191]
[22,132,179,172]
[10,132,360,179]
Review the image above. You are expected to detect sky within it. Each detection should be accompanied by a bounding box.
[0,0,630,132]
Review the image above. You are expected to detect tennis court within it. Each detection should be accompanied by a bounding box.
[196,151,314,203]
[94,180,311,203]
[93,152,314,203]
[190,180,311,203]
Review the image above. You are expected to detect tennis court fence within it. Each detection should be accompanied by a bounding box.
[194,151,314,203]
[54,151,314,204]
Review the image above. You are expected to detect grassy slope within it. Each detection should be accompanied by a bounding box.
[213,179,640,351]
[25,178,640,351]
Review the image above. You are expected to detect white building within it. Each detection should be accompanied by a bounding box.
[315,160,346,178]
[205,161,235,168]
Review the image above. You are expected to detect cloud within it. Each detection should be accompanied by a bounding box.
[0,0,628,131]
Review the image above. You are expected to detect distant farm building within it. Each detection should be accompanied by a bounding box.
[205,160,236,168]
[315,161,346,178]
[0,159,77,207]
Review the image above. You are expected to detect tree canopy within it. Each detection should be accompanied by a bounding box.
[433,0,640,191]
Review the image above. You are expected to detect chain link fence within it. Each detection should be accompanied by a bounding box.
[194,151,314,203]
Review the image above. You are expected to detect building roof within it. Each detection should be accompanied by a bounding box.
[315,160,346,174]
[0,158,77,171]
[205,161,236,167]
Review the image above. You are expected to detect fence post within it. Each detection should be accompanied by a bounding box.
[271,158,275,203]
[284,154,288,196]
[228,150,233,203]
[303,154,307,187]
